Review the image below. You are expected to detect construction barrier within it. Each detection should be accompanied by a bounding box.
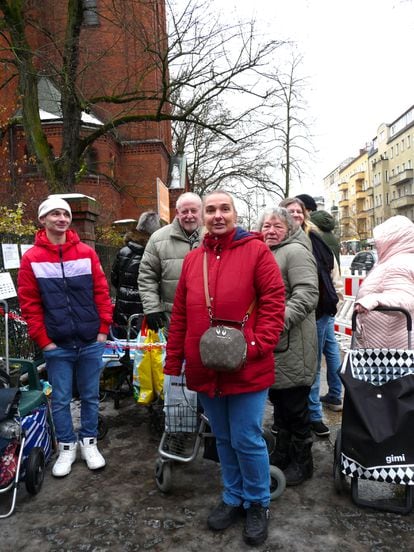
[334,272,365,350]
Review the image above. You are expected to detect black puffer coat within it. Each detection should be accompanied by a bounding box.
[111,235,148,329]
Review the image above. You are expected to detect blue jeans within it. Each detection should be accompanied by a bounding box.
[323,316,342,401]
[44,341,105,443]
[309,314,341,422]
[199,390,270,508]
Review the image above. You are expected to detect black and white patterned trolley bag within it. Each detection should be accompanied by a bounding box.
[340,308,414,486]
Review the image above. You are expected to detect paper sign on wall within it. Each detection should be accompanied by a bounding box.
[1,244,20,269]
[20,244,34,256]
[0,272,17,299]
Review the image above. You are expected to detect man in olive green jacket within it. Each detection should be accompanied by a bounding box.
[138,192,202,331]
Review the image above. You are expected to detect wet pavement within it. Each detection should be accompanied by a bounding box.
[2,368,414,552]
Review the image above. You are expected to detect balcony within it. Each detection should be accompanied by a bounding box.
[339,199,349,207]
[356,190,367,200]
[338,181,348,191]
[364,185,373,196]
[363,206,374,215]
[350,171,365,180]
[390,194,414,209]
[357,212,367,219]
[389,169,413,186]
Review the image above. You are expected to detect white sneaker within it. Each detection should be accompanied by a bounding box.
[52,442,77,477]
[80,437,106,470]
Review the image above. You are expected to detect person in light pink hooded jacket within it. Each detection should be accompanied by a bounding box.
[354,215,414,349]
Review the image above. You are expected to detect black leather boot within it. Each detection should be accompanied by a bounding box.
[269,428,291,470]
[207,501,243,531]
[283,437,314,486]
[243,503,270,546]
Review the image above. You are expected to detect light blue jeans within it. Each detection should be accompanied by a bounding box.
[308,314,341,422]
[44,341,105,443]
[323,316,342,401]
[198,389,270,508]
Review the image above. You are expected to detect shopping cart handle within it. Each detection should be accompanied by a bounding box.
[352,306,412,332]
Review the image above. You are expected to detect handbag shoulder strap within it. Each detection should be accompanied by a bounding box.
[203,251,256,320]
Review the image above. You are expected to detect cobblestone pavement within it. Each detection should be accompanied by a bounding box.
[1,367,414,552]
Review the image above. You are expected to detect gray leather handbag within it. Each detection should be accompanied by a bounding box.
[199,252,255,372]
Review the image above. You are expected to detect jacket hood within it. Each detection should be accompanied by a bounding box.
[34,228,81,249]
[310,210,335,232]
[126,240,146,254]
[374,215,414,262]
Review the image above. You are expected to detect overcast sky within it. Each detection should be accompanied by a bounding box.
[215,0,414,196]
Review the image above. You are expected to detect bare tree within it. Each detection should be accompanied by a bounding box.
[265,53,314,198]
[171,48,313,204]
[0,0,283,193]
[173,98,285,198]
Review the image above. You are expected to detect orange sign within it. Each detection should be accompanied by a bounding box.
[157,178,170,223]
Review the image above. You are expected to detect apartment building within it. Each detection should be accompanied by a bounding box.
[370,106,414,224]
[338,150,369,242]
[325,104,414,244]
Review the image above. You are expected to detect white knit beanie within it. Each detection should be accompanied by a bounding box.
[38,197,72,221]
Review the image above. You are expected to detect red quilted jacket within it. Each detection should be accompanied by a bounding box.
[165,227,285,397]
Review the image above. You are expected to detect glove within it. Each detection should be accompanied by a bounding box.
[146,312,165,331]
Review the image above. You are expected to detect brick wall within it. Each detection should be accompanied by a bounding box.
[0,1,173,228]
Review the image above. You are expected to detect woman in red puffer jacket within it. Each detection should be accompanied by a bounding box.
[165,190,285,546]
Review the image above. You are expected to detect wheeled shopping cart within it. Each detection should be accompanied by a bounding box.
[333,306,414,514]
[0,299,54,518]
[100,315,143,409]
[155,374,286,500]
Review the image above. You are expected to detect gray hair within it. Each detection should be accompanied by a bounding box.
[256,207,296,238]
[175,192,202,210]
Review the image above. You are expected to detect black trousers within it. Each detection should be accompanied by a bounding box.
[268,385,312,441]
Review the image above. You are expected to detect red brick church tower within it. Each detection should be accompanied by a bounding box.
[0,1,178,227]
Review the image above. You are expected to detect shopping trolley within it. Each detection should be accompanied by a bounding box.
[155,374,286,500]
[100,314,143,409]
[0,299,54,518]
[333,306,414,514]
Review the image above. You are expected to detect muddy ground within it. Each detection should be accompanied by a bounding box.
[2,368,414,552]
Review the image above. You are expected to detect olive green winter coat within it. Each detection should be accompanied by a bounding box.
[138,218,200,321]
[271,227,319,389]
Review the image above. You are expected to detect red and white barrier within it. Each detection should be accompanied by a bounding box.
[334,273,366,349]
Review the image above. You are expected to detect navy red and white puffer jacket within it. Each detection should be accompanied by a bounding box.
[18,228,113,349]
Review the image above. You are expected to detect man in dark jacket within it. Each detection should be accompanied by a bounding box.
[310,209,343,412]
[111,211,160,337]
[18,196,113,477]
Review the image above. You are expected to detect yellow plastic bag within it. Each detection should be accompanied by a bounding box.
[137,329,166,405]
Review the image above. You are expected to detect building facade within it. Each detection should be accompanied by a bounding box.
[0,0,178,228]
[324,104,414,245]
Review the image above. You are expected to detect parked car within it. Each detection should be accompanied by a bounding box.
[350,250,378,274]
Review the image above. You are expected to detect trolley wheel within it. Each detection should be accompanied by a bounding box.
[25,447,45,495]
[333,429,346,494]
[155,458,172,493]
[269,465,286,500]
[262,428,276,455]
[97,414,108,441]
